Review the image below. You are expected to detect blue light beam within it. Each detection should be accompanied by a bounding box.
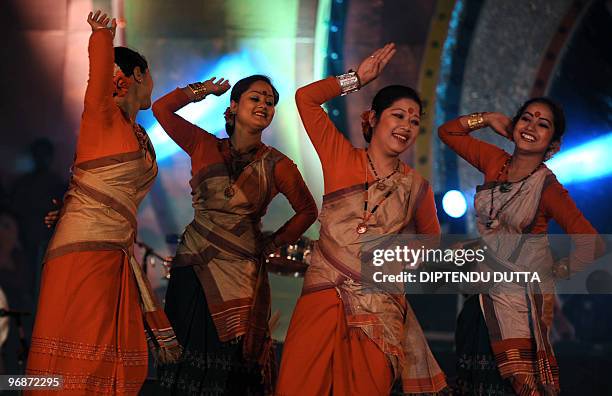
[546,132,612,184]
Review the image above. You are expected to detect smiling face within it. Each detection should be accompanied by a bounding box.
[369,98,421,155]
[231,80,276,133]
[512,102,555,155]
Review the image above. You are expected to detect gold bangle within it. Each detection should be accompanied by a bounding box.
[467,112,485,130]
[188,82,208,102]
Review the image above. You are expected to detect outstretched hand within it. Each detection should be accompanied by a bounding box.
[87,10,117,38]
[356,43,396,86]
[201,77,231,97]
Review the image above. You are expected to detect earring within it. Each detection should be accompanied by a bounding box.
[544,149,554,161]
[544,146,558,161]
[544,141,560,161]
[224,107,236,126]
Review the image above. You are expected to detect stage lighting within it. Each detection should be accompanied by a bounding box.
[546,133,612,184]
[442,190,467,218]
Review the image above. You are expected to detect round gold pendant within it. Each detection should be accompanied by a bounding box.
[376,182,386,191]
[356,223,368,234]
[224,186,235,198]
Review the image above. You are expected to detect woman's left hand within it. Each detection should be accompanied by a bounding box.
[552,258,570,279]
[356,43,396,87]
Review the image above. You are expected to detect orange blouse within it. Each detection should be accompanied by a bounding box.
[295,77,440,235]
[438,119,598,235]
[75,29,142,164]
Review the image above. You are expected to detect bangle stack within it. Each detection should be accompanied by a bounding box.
[337,71,361,96]
[466,112,486,131]
[188,82,208,102]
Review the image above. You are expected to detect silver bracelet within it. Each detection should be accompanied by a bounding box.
[337,71,360,96]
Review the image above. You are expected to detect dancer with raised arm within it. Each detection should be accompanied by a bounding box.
[439,100,602,395]
[152,75,317,394]
[26,11,180,395]
[276,44,447,396]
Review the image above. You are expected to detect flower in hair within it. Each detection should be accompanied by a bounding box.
[224,107,234,124]
[361,110,372,134]
[112,64,131,98]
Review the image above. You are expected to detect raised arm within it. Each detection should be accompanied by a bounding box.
[295,43,397,177]
[152,77,230,155]
[438,113,512,174]
[294,77,356,173]
[82,11,117,121]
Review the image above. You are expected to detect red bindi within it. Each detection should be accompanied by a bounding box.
[408,108,414,114]
[534,111,541,117]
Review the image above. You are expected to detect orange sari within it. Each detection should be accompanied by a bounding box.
[277,78,447,395]
[26,29,179,395]
[439,118,602,395]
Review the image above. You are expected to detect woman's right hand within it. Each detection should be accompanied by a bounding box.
[484,112,513,140]
[201,77,231,96]
[184,77,231,101]
[87,10,117,38]
[356,43,396,87]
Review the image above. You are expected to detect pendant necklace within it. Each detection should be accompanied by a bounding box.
[357,152,398,234]
[486,158,543,229]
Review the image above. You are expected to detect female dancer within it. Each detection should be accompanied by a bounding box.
[26,10,180,395]
[439,100,601,395]
[152,75,317,394]
[276,44,448,395]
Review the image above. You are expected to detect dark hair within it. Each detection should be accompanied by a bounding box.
[510,97,565,143]
[225,75,279,136]
[363,85,423,143]
[29,137,54,157]
[114,47,148,77]
[0,205,17,222]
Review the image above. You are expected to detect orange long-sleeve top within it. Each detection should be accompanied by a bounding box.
[152,89,318,246]
[75,29,142,165]
[438,119,597,236]
[295,77,440,235]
